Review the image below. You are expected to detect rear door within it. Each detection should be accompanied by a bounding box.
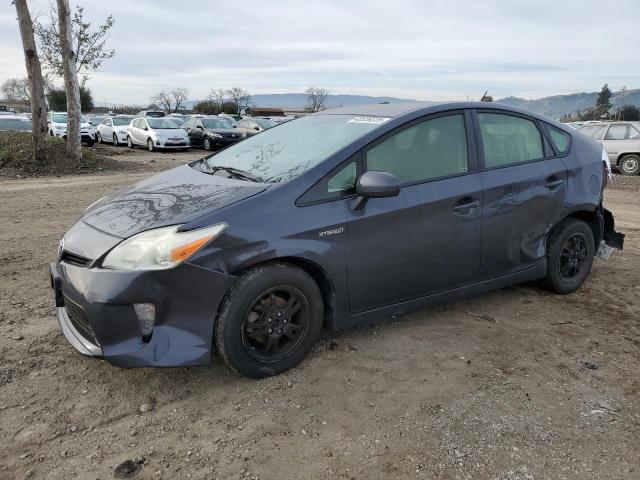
[346,111,483,313]
[473,110,568,279]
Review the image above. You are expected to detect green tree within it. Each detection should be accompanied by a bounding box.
[220,101,238,114]
[46,86,93,112]
[193,100,219,115]
[620,105,640,121]
[595,83,612,117]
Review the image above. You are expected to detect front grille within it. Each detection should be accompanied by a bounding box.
[60,250,91,267]
[63,294,98,345]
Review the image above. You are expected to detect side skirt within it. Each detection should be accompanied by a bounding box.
[331,260,546,331]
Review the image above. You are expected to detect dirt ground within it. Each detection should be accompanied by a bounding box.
[0,151,639,480]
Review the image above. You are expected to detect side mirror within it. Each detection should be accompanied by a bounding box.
[352,171,400,210]
[253,126,259,131]
[143,127,148,131]
[196,126,203,130]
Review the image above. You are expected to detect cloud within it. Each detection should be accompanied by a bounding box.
[1,0,639,104]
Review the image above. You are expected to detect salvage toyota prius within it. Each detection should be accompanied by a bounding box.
[50,102,624,378]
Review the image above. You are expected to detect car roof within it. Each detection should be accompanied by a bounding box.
[317,101,571,126]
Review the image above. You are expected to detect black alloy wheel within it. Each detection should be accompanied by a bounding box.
[559,233,589,281]
[241,287,309,363]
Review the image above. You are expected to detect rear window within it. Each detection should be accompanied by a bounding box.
[578,125,606,139]
[544,124,571,155]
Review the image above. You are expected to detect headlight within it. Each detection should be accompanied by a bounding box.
[102,223,227,271]
[210,133,223,139]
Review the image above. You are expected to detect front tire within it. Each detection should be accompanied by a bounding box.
[127,136,134,149]
[112,133,119,146]
[147,138,155,152]
[203,137,212,151]
[96,132,103,144]
[619,154,640,176]
[543,218,595,294]
[215,263,323,378]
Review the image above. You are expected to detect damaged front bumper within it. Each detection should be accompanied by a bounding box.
[49,260,235,368]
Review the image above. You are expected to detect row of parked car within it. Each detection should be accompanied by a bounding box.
[90,112,283,152]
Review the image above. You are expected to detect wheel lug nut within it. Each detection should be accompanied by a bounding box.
[267,318,272,323]
[283,319,288,324]
[277,312,282,317]
[268,328,273,333]
[278,329,282,334]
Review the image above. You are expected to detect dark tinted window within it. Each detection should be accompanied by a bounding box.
[477,113,543,168]
[545,124,571,155]
[0,119,32,130]
[365,114,468,184]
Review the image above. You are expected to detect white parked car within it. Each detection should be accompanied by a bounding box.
[126,117,190,151]
[0,115,32,131]
[96,115,134,146]
[47,112,96,146]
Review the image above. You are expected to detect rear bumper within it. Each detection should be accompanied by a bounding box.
[49,260,235,368]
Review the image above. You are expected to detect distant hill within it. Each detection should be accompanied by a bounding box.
[181,89,640,119]
[496,89,640,119]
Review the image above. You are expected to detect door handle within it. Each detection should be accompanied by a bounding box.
[453,199,480,212]
[545,179,564,188]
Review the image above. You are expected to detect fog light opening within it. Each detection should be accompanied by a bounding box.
[134,303,156,342]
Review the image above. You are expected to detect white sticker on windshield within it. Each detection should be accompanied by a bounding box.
[348,116,391,124]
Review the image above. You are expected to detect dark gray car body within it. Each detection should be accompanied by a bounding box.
[49,102,622,368]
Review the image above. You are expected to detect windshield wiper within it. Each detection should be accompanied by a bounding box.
[200,163,262,182]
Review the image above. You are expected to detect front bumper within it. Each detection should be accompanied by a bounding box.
[209,136,241,149]
[49,259,235,367]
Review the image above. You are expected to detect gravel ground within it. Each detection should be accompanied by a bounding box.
[0,157,639,480]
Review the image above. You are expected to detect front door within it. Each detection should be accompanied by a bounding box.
[346,112,483,313]
[474,111,568,279]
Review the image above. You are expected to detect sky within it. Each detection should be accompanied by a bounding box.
[1,0,640,105]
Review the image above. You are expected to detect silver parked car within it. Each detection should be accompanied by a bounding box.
[96,115,134,146]
[578,121,640,175]
[126,117,190,151]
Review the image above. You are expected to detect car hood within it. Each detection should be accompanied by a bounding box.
[206,128,240,135]
[80,164,268,238]
[152,128,186,136]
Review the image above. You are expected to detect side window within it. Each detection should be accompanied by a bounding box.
[544,124,571,155]
[297,159,358,205]
[605,124,631,140]
[477,113,543,168]
[327,162,356,193]
[141,120,148,129]
[631,125,640,139]
[237,120,247,128]
[365,114,468,184]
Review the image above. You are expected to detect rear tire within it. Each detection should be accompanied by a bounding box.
[215,263,323,378]
[543,218,595,294]
[619,154,640,176]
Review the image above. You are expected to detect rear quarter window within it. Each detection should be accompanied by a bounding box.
[544,124,571,155]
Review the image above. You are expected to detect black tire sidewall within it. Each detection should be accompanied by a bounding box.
[619,154,640,176]
[216,264,323,378]
[96,132,102,144]
[546,219,595,294]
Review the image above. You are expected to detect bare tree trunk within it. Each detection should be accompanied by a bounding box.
[56,0,82,163]
[14,0,48,164]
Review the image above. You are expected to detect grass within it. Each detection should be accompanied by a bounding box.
[0,131,136,177]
